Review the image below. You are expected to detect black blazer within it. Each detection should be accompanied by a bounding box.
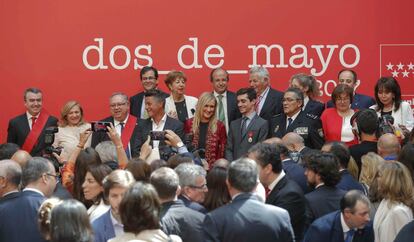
[303,99,325,117]
[266,176,306,241]
[7,113,58,156]
[394,220,414,242]
[283,158,311,194]
[226,91,241,127]
[130,90,169,118]
[258,88,284,121]
[132,116,184,155]
[91,115,140,157]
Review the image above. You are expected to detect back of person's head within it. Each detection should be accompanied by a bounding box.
[150,167,179,201]
[0,143,20,160]
[377,161,414,209]
[11,150,32,168]
[103,169,135,199]
[324,142,351,169]
[150,159,168,172]
[38,198,62,241]
[227,158,258,192]
[22,157,53,187]
[213,158,230,169]
[95,141,116,163]
[174,163,206,188]
[282,132,305,151]
[125,158,152,182]
[168,154,193,169]
[248,143,282,173]
[50,199,93,242]
[204,166,230,211]
[360,152,385,186]
[356,109,379,136]
[304,152,341,186]
[377,133,401,157]
[274,143,291,160]
[0,159,22,191]
[340,190,370,213]
[398,143,414,181]
[120,182,160,234]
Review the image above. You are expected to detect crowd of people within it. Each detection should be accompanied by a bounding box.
[1,65,414,242]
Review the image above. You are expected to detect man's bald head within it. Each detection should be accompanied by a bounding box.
[0,159,22,196]
[378,133,400,158]
[282,132,305,151]
[11,150,32,168]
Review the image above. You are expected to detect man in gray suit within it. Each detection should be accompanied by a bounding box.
[225,88,268,161]
[203,158,294,242]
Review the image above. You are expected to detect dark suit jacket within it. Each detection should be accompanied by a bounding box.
[0,191,20,206]
[7,113,58,156]
[225,91,241,127]
[303,99,325,117]
[203,193,294,242]
[349,141,378,176]
[0,190,46,242]
[326,93,375,110]
[283,159,311,194]
[394,220,414,242]
[258,88,284,121]
[132,116,184,156]
[160,200,205,242]
[337,170,364,193]
[91,115,140,157]
[304,211,374,242]
[92,210,116,242]
[130,90,169,118]
[269,111,324,149]
[266,176,306,241]
[225,114,268,161]
[178,194,207,214]
[305,185,346,226]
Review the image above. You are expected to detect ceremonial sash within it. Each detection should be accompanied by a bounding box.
[22,111,50,153]
[121,115,137,149]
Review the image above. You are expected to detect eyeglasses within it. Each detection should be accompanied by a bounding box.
[110,102,127,108]
[189,183,208,190]
[142,76,156,81]
[282,98,299,103]
[45,173,60,184]
[335,98,350,103]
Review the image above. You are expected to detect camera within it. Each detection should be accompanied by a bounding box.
[44,127,62,156]
[378,114,395,136]
[150,131,166,141]
[91,122,111,132]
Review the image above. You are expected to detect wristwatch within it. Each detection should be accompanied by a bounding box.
[176,141,184,148]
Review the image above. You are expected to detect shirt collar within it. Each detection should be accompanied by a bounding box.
[214,90,227,98]
[152,113,167,125]
[2,190,19,197]
[110,210,124,227]
[244,111,257,120]
[259,87,270,98]
[26,111,40,120]
[287,109,301,120]
[268,170,286,191]
[114,114,129,127]
[23,187,44,197]
[341,212,352,233]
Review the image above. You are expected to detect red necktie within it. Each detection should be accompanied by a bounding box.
[31,117,37,128]
[265,186,271,198]
[255,95,263,113]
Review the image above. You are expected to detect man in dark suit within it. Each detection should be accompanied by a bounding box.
[0,160,21,204]
[270,87,324,150]
[132,89,184,159]
[0,157,57,242]
[304,152,346,226]
[203,158,294,242]
[249,66,284,122]
[130,66,169,118]
[91,92,139,158]
[7,88,58,156]
[282,132,313,165]
[210,68,241,132]
[323,142,364,193]
[151,167,204,242]
[174,163,208,214]
[394,220,414,242]
[326,69,375,110]
[304,190,374,242]
[248,143,306,241]
[225,88,269,161]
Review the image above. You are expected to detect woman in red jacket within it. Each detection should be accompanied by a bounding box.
[184,92,227,169]
[321,84,358,146]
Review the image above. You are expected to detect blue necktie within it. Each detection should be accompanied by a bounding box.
[345,229,354,242]
[286,117,293,130]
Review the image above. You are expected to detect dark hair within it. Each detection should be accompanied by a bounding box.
[164,70,187,89]
[167,154,193,169]
[24,87,42,101]
[356,109,379,135]
[125,158,152,182]
[331,84,354,105]
[236,87,256,101]
[140,66,158,80]
[284,87,304,107]
[304,152,341,186]
[203,166,231,211]
[327,142,351,169]
[228,158,258,192]
[120,182,160,234]
[144,89,166,108]
[398,143,414,182]
[340,190,370,213]
[150,159,168,172]
[86,164,112,203]
[337,69,357,83]
[210,68,229,82]
[0,143,20,160]
[374,76,402,112]
[50,199,93,242]
[150,167,179,200]
[274,143,290,158]
[248,143,282,173]
[22,157,53,187]
[73,148,102,207]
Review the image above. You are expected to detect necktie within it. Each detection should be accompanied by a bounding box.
[119,122,131,159]
[217,94,225,122]
[241,117,248,136]
[286,117,293,130]
[265,186,271,198]
[345,229,354,242]
[31,117,37,129]
[255,95,263,114]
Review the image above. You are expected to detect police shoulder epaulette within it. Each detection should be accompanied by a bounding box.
[306,113,319,120]
[272,113,282,118]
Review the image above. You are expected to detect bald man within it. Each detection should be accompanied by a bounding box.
[11,150,32,168]
[377,133,400,160]
[0,160,22,203]
[282,132,312,164]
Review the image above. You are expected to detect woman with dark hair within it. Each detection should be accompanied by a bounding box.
[371,77,414,136]
[109,182,181,242]
[203,166,231,211]
[49,199,93,242]
[290,73,325,116]
[125,158,152,182]
[82,163,112,222]
[320,84,358,146]
[184,92,227,169]
[164,70,198,122]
